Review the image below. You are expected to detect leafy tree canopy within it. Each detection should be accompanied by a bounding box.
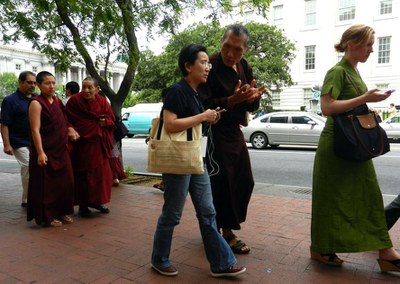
[0,0,272,115]
[0,72,18,102]
[131,22,296,111]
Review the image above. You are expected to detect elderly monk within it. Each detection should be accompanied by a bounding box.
[198,24,266,254]
[66,76,116,217]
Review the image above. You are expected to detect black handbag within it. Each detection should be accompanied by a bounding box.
[333,104,390,161]
[114,119,129,141]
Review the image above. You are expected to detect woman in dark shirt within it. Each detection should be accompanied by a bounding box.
[151,44,246,278]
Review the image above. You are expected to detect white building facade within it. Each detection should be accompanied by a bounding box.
[0,44,126,93]
[238,0,400,111]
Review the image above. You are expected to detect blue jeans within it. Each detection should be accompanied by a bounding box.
[151,165,236,272]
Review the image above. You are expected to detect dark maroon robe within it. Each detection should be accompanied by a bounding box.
[66,93,115,206]
[198,53,260,230]
[27,95,74,225]
[110,157,127,180]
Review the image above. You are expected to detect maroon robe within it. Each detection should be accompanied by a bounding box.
[110,157,127,180]
[66,93,115,206]
[27,95,74,225]
[198,53,260,230]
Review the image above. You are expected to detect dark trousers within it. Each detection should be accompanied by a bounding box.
[385,195,400,230]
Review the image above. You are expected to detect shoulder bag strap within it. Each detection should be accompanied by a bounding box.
[157,108,193,141]
[344,72,384,156]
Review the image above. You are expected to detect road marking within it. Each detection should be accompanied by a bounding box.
[255,182,399,198]
[383,193,398,198]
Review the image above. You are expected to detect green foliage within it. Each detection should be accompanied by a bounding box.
[122,89,162,108]
[0,0,273,113]
[0,72,18,101]
[124,165,134,177]
[245,22,295,92]
[130,22,295,112]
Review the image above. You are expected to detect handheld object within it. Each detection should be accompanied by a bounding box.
[385,89,396,95]
[217,109,227,113]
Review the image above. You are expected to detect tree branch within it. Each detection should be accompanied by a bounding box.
[54,0,114,95]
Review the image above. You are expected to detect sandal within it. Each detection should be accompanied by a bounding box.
[153,182,164,192]
[61,215,73,224]
[48,219,62,227]
[224,234,250,254]
[377,258,400,272]
[310,250,343,267]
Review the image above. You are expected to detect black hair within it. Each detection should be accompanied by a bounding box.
[222,24,250,47]
[36,71,55,84]
[18,71,36,82]
[178,44,207,77]
[66,81,80,94]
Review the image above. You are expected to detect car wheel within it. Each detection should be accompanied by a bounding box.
[127,134,134,138]
[251,133,268,149]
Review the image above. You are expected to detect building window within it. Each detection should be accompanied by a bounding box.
[32,66,37,73]
[380,0,392,15]
[273,5,283,28]
[305,45,316,70]
[271,90,281,108]
[338,0,355,21]
[303,88,313,106]
[243,10,255,23]
[15,64,21,71]
[305,0,316,26]
[378,36,391,64]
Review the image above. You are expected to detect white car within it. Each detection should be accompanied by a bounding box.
[241,111,326,149]
[380,112,400,141]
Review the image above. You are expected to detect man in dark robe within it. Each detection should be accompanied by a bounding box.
[199,24,266,254]
[27,71,75,227]
[66,77,116,217]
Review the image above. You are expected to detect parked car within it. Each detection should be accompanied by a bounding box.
[380,112,400,141]
[122,103,162,137]
[241,111,326,149]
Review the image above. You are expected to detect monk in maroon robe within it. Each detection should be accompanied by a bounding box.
[66,77,115,217]
[199,24,265,254]
[27,71,75,227]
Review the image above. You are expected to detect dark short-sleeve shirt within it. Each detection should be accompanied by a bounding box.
[163,80,203,117]
[163,80,206,135]
[0,90,32,148]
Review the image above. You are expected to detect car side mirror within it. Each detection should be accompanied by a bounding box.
[308,121,317,125]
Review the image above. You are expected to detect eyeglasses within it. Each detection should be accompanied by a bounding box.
[200,61,212,70]
[25,81,36,85]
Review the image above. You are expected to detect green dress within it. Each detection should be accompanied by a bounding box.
[310,58,392,253]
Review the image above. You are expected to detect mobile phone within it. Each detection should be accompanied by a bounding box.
[385,89,396,94]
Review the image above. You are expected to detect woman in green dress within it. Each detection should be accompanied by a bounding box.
[310,24,400,272]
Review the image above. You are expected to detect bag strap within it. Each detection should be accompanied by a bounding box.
[345,72,363,97]
[344,71,385,156]
[156,108,193,141]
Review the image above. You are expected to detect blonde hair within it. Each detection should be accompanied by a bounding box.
[334,24,375,52]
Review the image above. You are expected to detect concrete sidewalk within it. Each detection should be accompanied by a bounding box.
[1,172,400,283]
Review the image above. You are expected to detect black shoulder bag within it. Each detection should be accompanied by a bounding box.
[333,74,390,162]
